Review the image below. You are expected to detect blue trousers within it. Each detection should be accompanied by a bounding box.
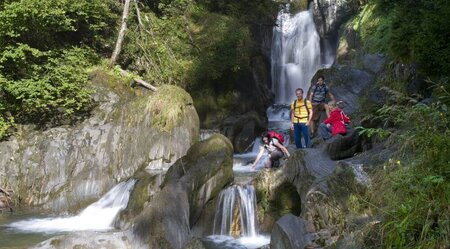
[319,123,332,140]
[293,122,309,148]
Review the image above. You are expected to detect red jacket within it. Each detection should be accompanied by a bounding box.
[323,108,350,136]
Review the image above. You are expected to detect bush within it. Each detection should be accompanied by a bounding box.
[355,0,450,77]
[359,84,450,248]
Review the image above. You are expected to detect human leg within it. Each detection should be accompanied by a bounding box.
[268,150,283,168]
[311,103,324,136]
[300,123,310,148]
[319,123,332,140]
[293,123,303,148]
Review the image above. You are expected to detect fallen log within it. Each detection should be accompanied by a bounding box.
[117,68,158,91]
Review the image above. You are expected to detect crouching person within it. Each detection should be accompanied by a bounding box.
[251,132,290,170]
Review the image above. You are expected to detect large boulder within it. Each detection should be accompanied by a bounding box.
[324,128,364,160]
[131,134,234,249]
[270,214,311,249]
[0,73,199,213]
[254,148,371,248]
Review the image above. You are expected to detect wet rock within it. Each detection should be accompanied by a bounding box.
[132,134,234,249]
[0,83,199,213]
[183,238,207,249]
[31,231,146,249]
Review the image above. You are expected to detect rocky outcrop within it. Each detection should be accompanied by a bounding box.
[31,134,234,249]
[254,148,371,248]
[131,134,234,249]
[312,65,374,116]
[324,128,366,160]
[312,0,360,38]
[0,75,199,213]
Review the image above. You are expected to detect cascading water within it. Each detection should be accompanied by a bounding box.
[271,4,323,104]
[5,180,136,233]
[207,184,268,249]
[213,185,257,237]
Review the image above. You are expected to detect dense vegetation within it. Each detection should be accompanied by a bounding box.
[0,0,277,138]
[0,0,119,137]
[352,1,450,248]
[0,0,448,247]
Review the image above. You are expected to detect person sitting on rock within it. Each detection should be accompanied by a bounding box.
[251,132,290,170]
[319,101,350,141]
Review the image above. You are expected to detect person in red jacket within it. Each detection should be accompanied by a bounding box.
[319,101,350,140]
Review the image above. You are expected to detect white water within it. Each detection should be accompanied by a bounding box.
[6,180,135,233]
[212,184,269,248]
[271,5,322,104]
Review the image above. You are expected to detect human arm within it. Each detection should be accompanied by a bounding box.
[323,110,339,124]
[251,147,265,170]
[290,102,295,130]
[306,100,313,126]
[328,90,336,102]
[276,143,290,157]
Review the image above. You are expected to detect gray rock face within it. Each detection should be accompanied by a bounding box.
[0,84,199,212]
[131,134,234,249]
[312,0,360,38]
[270,214,311,249]
[312,65,375,115]
[254,148,370,248]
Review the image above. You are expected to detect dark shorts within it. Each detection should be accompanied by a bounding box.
[312,102,326,121]
[269,150,284,162]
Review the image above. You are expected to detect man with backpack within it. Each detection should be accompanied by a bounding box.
[291,88,313,148]
[308,75,335,138]
[251,131,290,170]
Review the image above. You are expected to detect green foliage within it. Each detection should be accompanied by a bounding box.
[0,0,118,51]
[356,126,391,140]
[355,0,450,76]
[1,48,95,124]
[360,84,450,248]
[0,0,119,139]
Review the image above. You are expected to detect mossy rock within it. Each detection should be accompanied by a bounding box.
[144,85,194,132]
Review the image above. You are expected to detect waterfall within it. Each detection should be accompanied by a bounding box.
[236,185,257,237]
[213,184,257,237]
[6,180,135,233]
[271,5,322,104]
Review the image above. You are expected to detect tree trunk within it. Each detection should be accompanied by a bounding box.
[109,0,132,67]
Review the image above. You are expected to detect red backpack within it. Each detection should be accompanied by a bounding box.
[267,131,285,145]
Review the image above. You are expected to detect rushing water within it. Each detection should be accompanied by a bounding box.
[0,180,135,248]
[271,5,322,104]
[208,184,269,249]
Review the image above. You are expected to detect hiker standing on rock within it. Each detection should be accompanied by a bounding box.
[308,75,335,137]
[251,132,290,170]
[291,88,313,149]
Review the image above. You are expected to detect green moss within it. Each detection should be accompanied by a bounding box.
[146,85,193,132]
